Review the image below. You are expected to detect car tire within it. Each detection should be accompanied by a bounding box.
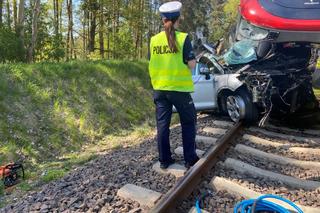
[222,89,258,123]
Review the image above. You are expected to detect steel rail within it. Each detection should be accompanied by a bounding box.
[150,121,244,213]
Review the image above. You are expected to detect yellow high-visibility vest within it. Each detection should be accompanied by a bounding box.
[149,31,194,92]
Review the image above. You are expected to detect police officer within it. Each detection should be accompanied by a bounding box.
[149,1,199,169]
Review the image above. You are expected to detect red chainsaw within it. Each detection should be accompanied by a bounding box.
[0,162,25,187]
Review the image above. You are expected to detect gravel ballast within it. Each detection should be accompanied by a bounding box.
[1,115,225,213]
[2,114,319,212]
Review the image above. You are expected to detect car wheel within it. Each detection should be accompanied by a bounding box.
[224,89,258,123]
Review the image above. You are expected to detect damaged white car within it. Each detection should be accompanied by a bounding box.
[191,0,320,125]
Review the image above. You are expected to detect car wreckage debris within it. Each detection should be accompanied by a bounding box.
[196,40,319,125]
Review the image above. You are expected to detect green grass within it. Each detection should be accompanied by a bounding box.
[0,182,4,195]
[41,169,66,183]
[17,182,32,192]
[0,60,156,197]
[0,60,154,164]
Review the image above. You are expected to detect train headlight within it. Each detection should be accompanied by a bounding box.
[238,18,269,40]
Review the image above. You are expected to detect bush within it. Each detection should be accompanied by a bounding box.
[0,28,25,63]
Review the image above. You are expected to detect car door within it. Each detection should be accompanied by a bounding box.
[191,62,217,111]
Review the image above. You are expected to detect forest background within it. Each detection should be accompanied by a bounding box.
[0,0,239,63]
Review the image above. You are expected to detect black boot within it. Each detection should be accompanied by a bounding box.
[160,158,175,169]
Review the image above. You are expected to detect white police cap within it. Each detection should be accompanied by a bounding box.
[159,1,182,19]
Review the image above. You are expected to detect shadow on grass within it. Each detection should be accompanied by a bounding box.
[0,60,155,168]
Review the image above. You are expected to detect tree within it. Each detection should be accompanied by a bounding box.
[82,7,87,58]
[51,0,64,61]
[13,0,17,30]
[1,0,221,62]
[66,0,75,60]
[209,0,240,41]
[53,0,59,36]
[0,0,3,27]
[84,0,99,52]
[180,0,211,36]
[111,0,117,58]
[27,0,41,62]
[17,0,25,57]
[6,0,10,28]
[98,0,104,58]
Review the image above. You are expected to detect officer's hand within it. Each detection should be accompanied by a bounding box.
[188,60,196,70]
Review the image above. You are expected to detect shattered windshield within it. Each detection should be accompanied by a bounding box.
[223,39,258,65]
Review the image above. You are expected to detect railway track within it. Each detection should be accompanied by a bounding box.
[117,116,320,213]
[150,122,243,213]
[1,115,319,213]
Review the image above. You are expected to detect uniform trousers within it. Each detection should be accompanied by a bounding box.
[153,90,198,164]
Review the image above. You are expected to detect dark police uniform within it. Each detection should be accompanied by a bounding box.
[149,33,199,168]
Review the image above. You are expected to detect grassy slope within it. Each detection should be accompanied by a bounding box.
[0,60,155,197]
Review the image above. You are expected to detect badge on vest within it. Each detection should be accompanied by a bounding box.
[153,45,175,55]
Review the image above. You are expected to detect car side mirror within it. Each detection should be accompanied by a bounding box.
[199,67,211,80]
